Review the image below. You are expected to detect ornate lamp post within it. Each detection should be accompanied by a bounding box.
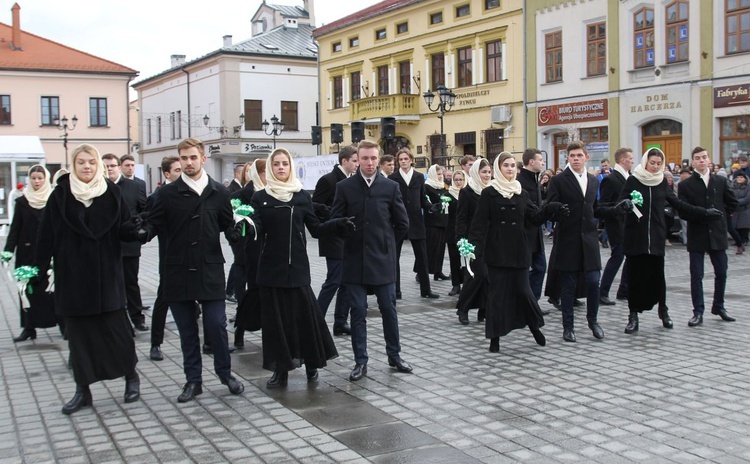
[53,115,78,169]
[423,85,456,165]
[261,115,285,149]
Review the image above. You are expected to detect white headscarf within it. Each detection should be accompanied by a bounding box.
[69,144,108,208]
[448,171,465,200]
[425,164,444,190]
[265,148,303,202]
[491,152,523,198]
[467,158,491,195]
[24,165,52,209]
[52,168,69,188]
[249,159,266,192]
[633,148,666,187]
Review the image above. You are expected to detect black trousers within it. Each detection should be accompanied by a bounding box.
[123,256,145,325]
[150,279,169,347]
[396,238,431,295]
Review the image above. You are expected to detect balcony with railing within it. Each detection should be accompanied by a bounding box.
[349,94,419,120]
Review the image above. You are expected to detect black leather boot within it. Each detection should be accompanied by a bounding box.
[489,337,500,352]
[234,329,245,349]
[62,385,92,415]
[124,372,140,403]
[266,371,288,388]
[13,328,36,342]
[624,311,639,334]
[658,305,673,329]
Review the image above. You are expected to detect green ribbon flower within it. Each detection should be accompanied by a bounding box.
[457,238,477,277]
[630,190,644,207]
[231,200,256,238]
[13,265,38,309]
[1,251,12,264]
[439,195,452,214]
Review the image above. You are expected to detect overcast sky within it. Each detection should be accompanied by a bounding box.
[5,0,379,93]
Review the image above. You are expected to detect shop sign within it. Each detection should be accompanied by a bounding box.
[714,84,750,108]
[629,93,682,113]
[454,89,490,107]
[537,99,608,126]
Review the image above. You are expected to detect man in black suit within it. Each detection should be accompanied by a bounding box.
[120,154,147,196]
[330,140,412,381]
[224,164,245,304]
[228,165,243,193]
[144,137,244,402]
[389,147,439,299]
[547,141,630,342]
[517,148,548,312]
[312,145,359,335]
[598,147,634,305]
[103,153,148,331]
[678,146,738,327]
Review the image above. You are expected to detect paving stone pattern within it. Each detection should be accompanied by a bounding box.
[2,235,750,463]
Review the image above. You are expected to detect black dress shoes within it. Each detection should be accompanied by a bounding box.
[589,321,605,339]
[203,344,237,355]
[306,367,319,382]
[124,372,140,403]
[540,308,550,316]
[234,331,245,349]
[712,308,736,322]
[333,324,352,335]
[658,306,673,329]
[133,322,149,332]
[477,309,486,322]
[457,311,469,326]
[563,329,576,342]
[434,273,450,281]
[489,338,500,352]
[448,285,461,296]
[616,292,628,300]
[530,328,546,346]
[177,382,203,402]
[688,314,703,327]
[599,296,616,306]
[143,305,151,311]
[62,385,92,415]
[388,356,413,373]
[349,364,367,381]
[150,345,164,361]
[573,299,584,307]
[13,328,36,342]
[548,298,561,310]
[266,371,288,388]
[421,291,439,299]
[624,311,639,334]
[220,375,245,394]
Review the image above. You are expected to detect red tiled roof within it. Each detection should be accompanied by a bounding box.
[313,0,422,38]
[0,22,137,75]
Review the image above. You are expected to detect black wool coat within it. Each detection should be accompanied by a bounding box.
[469,188,549,269]
[228,179,242,193]
[312,166,347,259]
[517,168,545,253]
[599,170,628,246]
[389,170,431,240]
[425,184,449,228]
[547,168,609,272]
[4,197,42,267]
[144,176,234,302]
[677,172,738,252]
[455,187,481,240]
[331,173,409,286]
[446,191,460,245]
[116,177,146,257]
[250,189,336,288]
[35,175,136,317]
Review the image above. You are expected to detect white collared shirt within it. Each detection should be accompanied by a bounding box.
[697,168,710,187]
[399,168,414,186]
[361,172,377,187]
[567,164,588,195]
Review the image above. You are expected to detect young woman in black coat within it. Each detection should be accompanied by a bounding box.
[423,164,450,281]
[446,170,466,296]
[250,148,349,388]
[4,165,58,342]
[455,158,492,325]
[35,144,141,415]
[469,153,565,352]
[618,148,704,333]
[232,158,266,348]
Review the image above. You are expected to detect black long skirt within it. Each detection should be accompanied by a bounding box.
[18,286,57,329]
[259,285,338,372]
[626,254,665,312]
[425,226,447,275]
[66,309,137,386]
[456,258,488,312]
[486,266,545,338]
[235,285,261,332]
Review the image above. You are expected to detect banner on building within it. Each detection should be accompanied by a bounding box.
[537,99,608,126]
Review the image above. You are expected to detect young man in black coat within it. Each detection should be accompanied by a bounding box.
[547,141,630,342]
[517,148,549,313]
[598,147,634,305]
[312,145,359,335]
[678,146,739,327]
[144,137,244,402]
[104,153,148,332]
[389,147,440,299]
[330,140,413,382]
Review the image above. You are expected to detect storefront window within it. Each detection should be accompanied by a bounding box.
[720,115,750,165]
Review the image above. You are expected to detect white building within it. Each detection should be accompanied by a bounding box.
[132,2,318,191]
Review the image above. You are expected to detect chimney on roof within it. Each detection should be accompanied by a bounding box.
[11,3,22,51]
[170,54,186,68]
[303,0,315,26]
[223,35,232,47]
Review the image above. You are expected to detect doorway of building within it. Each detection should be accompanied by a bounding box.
[641,119,683,167]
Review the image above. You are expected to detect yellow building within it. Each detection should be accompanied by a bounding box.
[314,0,524,169]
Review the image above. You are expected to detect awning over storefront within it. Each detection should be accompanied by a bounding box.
[0,136,46,159]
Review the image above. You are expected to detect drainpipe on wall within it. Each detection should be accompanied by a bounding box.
[314,40,320,156]
[522,4,527,149]
[182,67,191,137]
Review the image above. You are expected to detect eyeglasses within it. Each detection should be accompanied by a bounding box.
[105,164,119,168]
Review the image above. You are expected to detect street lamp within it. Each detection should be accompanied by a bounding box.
[261,115,285,149]
[423,85,456,165]
[53,115,78,169]
[203,114,245,138]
